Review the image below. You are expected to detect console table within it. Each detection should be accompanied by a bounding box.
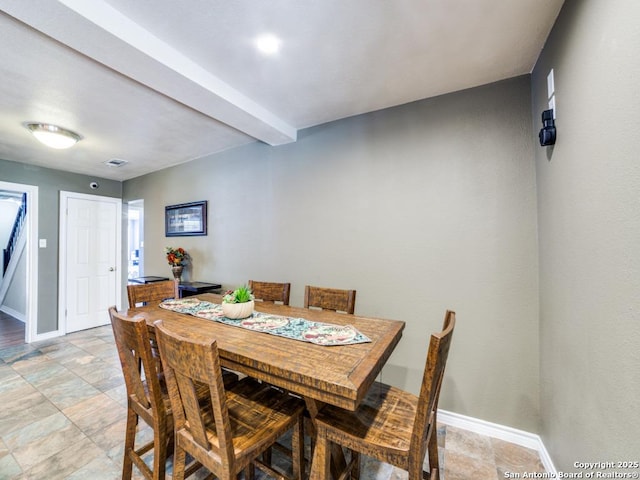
[178,281,222,298]
[129,276,170,284]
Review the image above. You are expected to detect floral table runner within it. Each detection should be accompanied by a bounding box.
[159,298,371,346]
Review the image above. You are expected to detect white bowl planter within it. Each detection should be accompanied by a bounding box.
[222,300,254,319]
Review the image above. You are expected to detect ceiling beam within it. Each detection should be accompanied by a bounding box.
[0,0,297,145]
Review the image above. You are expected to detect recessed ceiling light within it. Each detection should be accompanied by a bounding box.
[23,122,82,149]
[256,34,281,55]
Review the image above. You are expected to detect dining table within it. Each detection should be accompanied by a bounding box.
[127,293,405,477]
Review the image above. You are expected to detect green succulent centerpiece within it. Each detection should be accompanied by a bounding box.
[221,285,255,319]
[222,286,253,304]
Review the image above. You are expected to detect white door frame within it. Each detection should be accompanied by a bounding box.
[58,191,122,334]
[0,180,38,343]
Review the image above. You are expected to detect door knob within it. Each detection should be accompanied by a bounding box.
[109,267,115,271]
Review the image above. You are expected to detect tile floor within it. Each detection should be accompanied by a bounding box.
[0,325,547,479]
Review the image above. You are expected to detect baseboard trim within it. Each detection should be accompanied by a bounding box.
[0,305,26,322]
[438,409,557,475]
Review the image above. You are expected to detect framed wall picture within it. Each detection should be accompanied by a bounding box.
[165,200,207,236]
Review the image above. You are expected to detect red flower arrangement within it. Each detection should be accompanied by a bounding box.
[165,246,187,266]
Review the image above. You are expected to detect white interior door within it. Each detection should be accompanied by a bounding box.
[60,192,121,333]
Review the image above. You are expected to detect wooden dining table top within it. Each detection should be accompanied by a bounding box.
[128,293,405,411]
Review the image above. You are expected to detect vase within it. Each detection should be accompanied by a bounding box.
[222,300,255,319]
[171,265,183,280]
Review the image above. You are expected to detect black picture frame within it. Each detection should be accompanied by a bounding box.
[165,201,207,237]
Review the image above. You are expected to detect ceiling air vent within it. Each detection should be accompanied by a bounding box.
[104,158,128,167]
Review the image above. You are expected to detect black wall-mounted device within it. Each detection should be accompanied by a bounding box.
[539,109,556,146]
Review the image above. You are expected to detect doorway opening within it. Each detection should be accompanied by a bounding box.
[127,200,144,280]
[0,180,38,344]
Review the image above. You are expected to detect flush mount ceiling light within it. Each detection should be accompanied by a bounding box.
[23,122,83,149]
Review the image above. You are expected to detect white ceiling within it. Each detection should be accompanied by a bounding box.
[0,1,564,181]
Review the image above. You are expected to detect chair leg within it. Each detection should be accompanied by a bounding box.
[422,467,438,480]
[122,407,137,480]
[427,428,439,478]
[292,417,304,480]
[152,423,167,480]
[245,464,255,480]
[172,442,187,480]
[304,416,317,465]
[408,462,426,480]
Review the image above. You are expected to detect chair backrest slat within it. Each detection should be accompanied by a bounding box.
[304,285,356,314]
[127,280,177,308]
[248,280,291,305]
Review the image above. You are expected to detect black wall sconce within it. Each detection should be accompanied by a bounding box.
[539,109,556,146]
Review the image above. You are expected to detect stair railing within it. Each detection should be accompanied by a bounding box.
[2,192,27,276]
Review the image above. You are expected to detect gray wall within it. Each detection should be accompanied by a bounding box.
[533,0,640,471]
[124,75,541,431]
[0,159,121,334]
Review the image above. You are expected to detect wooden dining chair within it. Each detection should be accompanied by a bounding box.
[311,310,456,480]
[109,306,238,480]
[127,280,177,308]
[128,281,241,390]
[108,306,173,480]
[248,280,291,305]
[154,319,306,480]
[304,285,356,314]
